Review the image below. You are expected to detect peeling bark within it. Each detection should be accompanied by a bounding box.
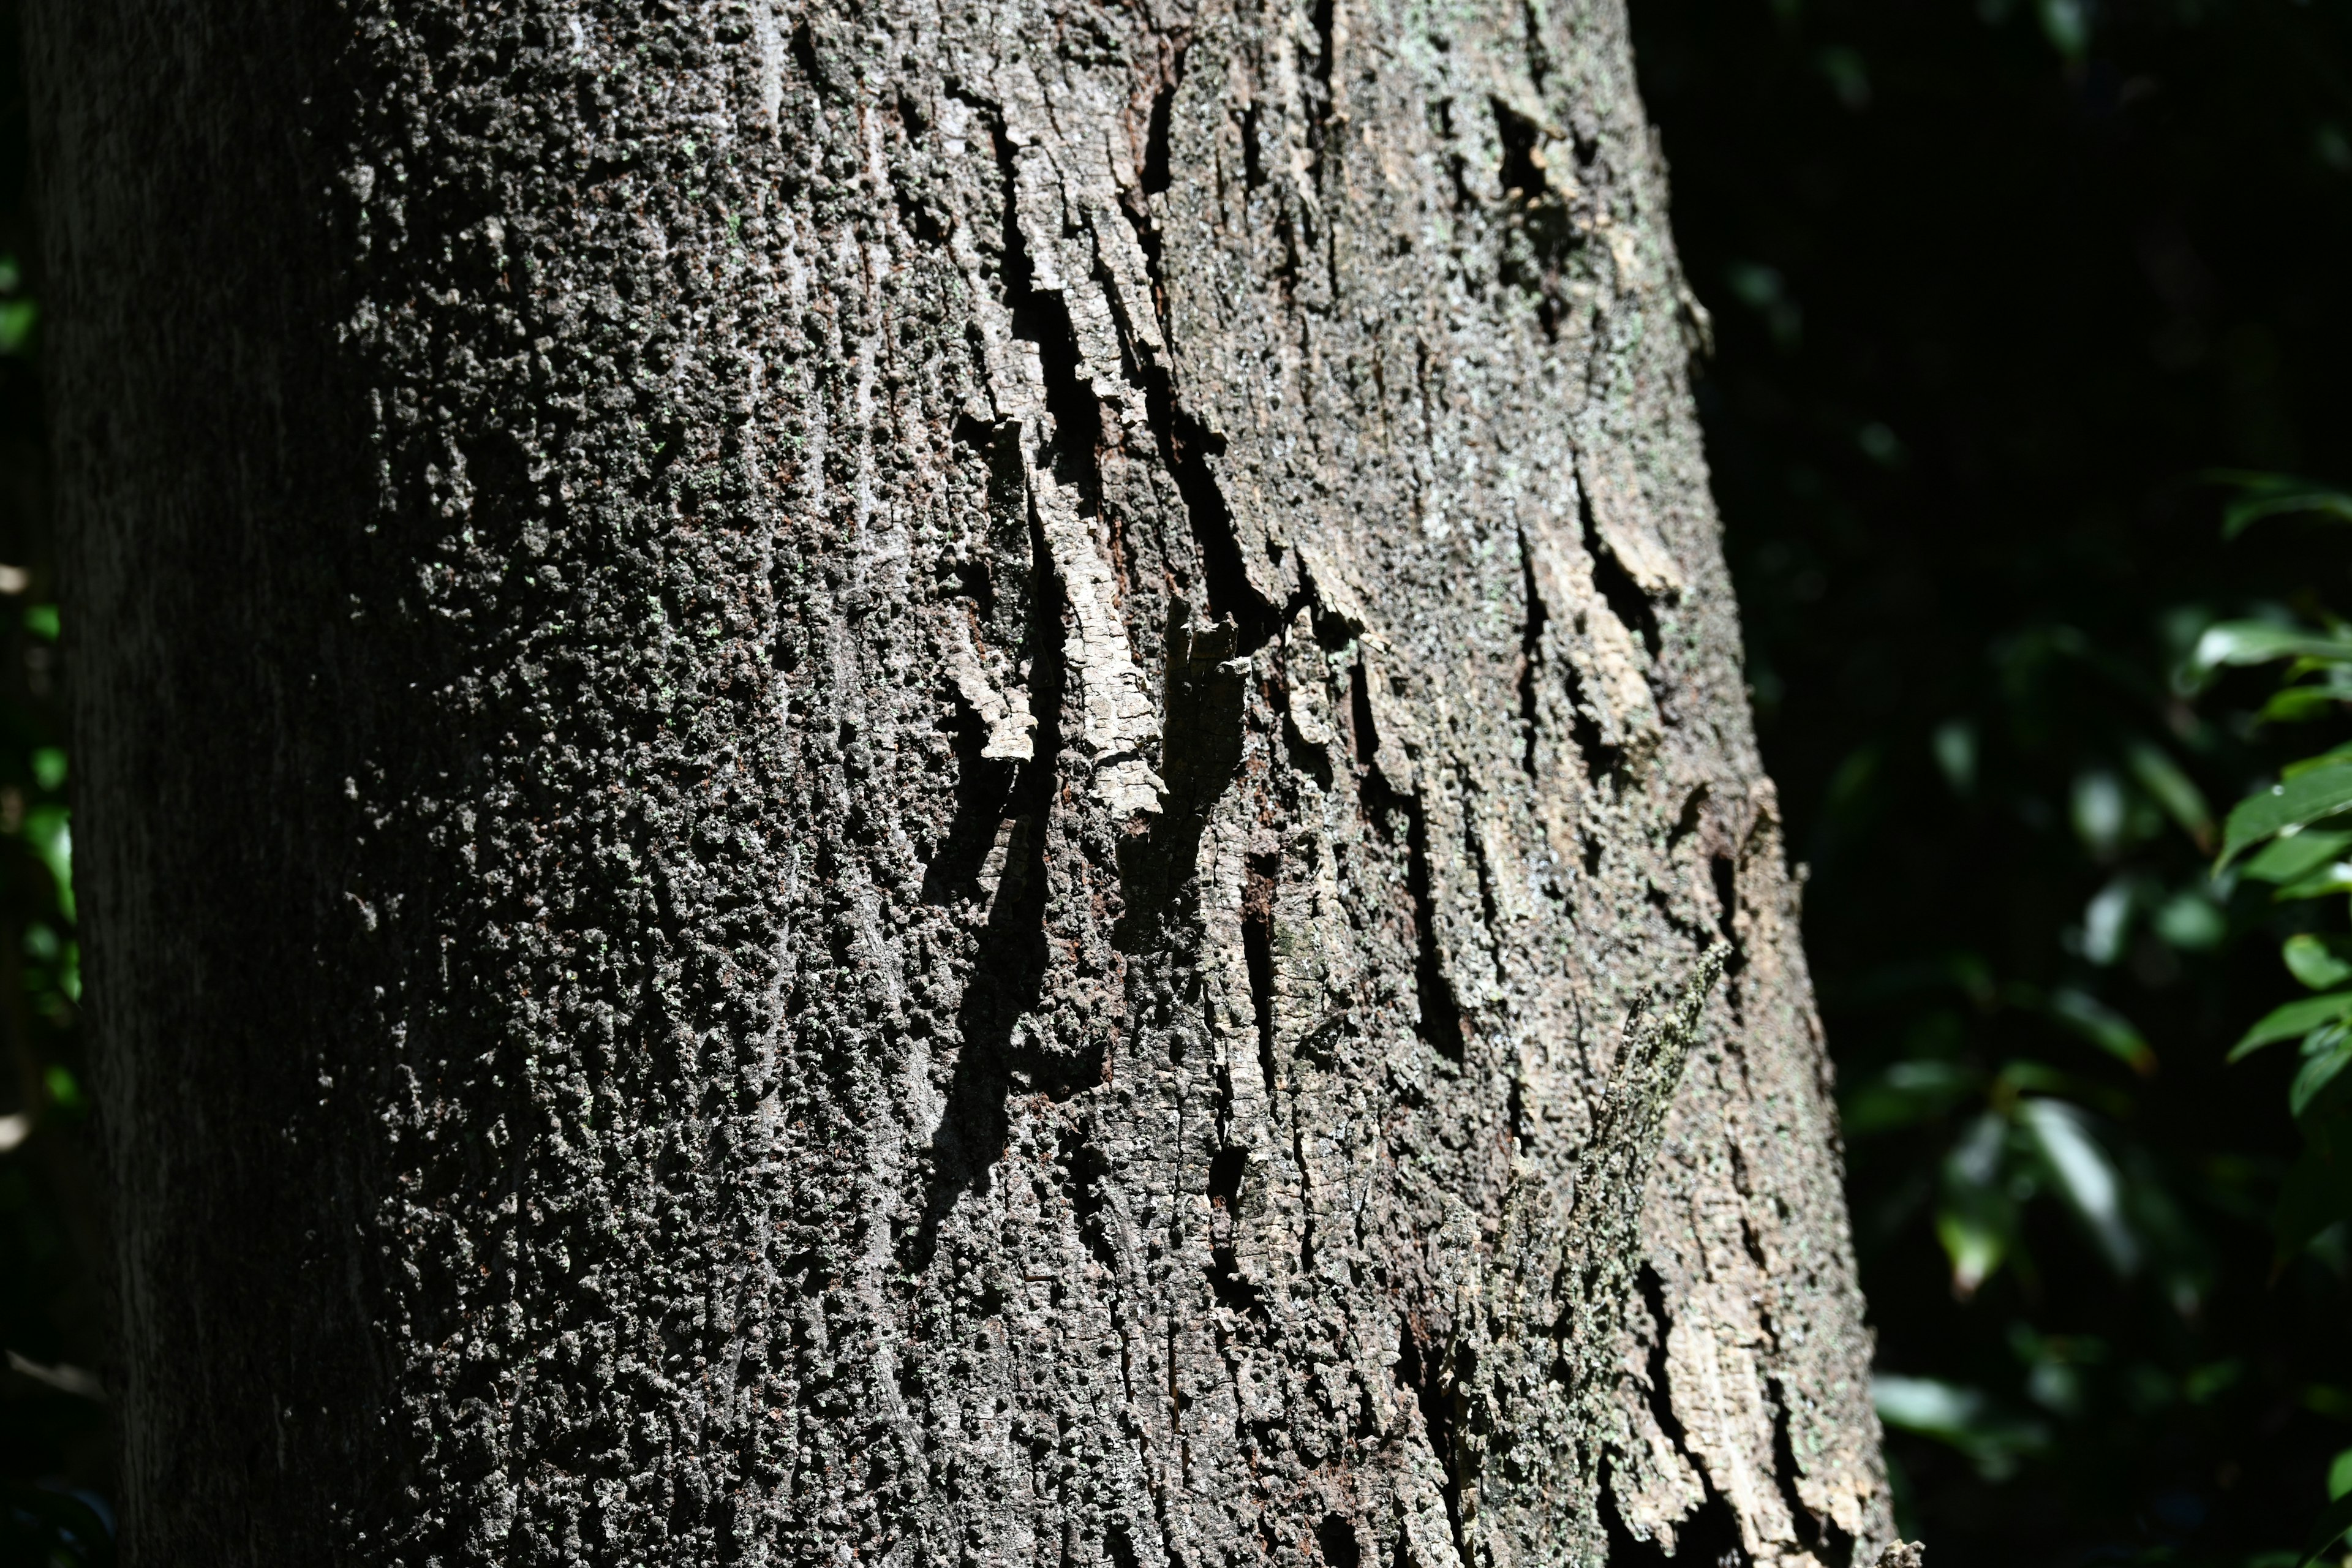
[32,0,1898,1564]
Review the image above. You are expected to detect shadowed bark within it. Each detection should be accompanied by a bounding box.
[31,1,1900,1563]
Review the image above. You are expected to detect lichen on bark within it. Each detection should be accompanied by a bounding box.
[35,0,1896,1562]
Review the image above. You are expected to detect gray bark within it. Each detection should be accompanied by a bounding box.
[31,1,1895,1564]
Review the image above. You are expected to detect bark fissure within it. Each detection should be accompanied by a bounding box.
[1120,160,1280,646]
[1352,674,1466,1063]
[1580,478,1663,662]
[1771,1379,1845,1568]
[908,496,1077,1271]
[1400,1313,1474,1567]
[1518,529,1547,780]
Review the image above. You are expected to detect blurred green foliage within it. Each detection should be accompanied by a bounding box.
[2192,479,2352,1564]
[0,6,107,1566]
[1635,0,2352,1560]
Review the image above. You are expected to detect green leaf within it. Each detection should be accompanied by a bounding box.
[2276,865,2352,902]
[2036,0,2088,61]
[2301,1488,2352,1567]
[2019,1098,2139,1275]
[1932,718,1977,796]
[2247,828,2352,884]
[2081,875,2141,965]
[1938,1112,2015,1297]
[1872,1374,2049,1481]
[0,297,37,357]
[21,804,70,921]
[2309,1385,2352,1421]
[1935,1205,2008,1299]
[2185,1359,2243,1404]
[2286,934,2352,991]
[2071,769,2127,857]
[21,601,56,642]
[2218,764,2352,869]
[2192,619,2352,674]
[2277,1108,2352,1259]
[41,1064,81,1114]
[2125,740,2212,847]
[2231,991,2352,1061]
[2208,469,2352,538]
[2294,1041,2352,1120]
[2152,888,2226,951]
[2285,742,2352,778]
[2047,987,2156,1073]
[2231,490,2352,537]
[2264,685,2346,723]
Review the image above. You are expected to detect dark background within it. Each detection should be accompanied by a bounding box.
[3,1,2352,1562]
[1632,0,2352,1559]
[0,0,105,1561]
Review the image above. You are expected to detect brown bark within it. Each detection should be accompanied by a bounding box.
[30,0,1897,1563]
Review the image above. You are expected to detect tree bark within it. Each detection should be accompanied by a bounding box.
[30,1,1895,1564]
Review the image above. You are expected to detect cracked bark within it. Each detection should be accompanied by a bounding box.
[32,0,1902,1564]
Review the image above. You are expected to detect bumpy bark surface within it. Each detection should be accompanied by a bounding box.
[32,1,1894,1564]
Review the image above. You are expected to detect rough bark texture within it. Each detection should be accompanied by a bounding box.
[31,1,1894,1564]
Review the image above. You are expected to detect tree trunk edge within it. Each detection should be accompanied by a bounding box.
[26,0,1899,1563]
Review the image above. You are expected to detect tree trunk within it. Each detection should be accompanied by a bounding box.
[30,1,1894,1563]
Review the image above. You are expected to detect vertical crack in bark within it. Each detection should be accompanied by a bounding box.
[1521,0,1553,98]
[1120,45,1283,652]
[1563,655,1621,790]
[1437,959,1727,1564]
[1496,100,1544,203]
[1605,1471,1744,1566]
[1635,1267,1689,1450]
[905,497,1072,1273]
[923,146,1167,1313]
[1144,71,1178,197]
[1403,804,1466,1061]
[1305,0,1338,191]
[1490,98,1584,339]
[1460,766,1513,990]
[1771,1376,1847,1567]
[1242,845,1280,1102]
[1710,853,1743,971]
[1517,532,1546,781]
[994,136,1106,524]
[1400,1314,1474,1567]
[1137,341,1276,652]
[1114,610,1245,949]
[1351,665,1464,1061]
[913,121,1126,1262]
[1430,98,1475,214]
[1578,476,1660,660]
[916,693,1019,906]
[788,19,822,96]
[1667,783,1708,851]
[1548,954,1727,1521]
[1600,1266,1744,1563]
